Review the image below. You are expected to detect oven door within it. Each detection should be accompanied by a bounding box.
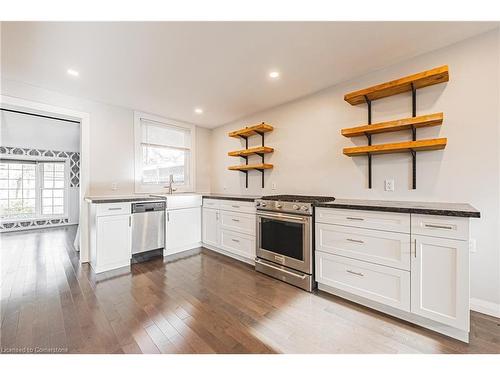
[256,211,312,274]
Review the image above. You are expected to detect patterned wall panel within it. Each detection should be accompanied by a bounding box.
[0,145,80,232]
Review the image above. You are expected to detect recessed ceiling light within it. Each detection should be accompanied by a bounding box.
[194,108,203,114]
[269,71,280,79]
[67,69,79,77]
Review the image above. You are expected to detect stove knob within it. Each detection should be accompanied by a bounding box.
[255,202,261,207]
[301,206,309,211]
[261,202,267,207]
[275,202,282,209]
[292,204,300,210]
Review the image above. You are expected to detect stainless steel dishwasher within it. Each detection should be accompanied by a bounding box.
[131,201,166,254]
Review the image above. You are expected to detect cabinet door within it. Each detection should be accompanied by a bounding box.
[411,235,469,330]
[166,207,201,253]
[96,214,132,270]
[202,208,219,247]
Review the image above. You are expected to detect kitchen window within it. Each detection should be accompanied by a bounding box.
[134,112,195,192]
[0,159,68,220]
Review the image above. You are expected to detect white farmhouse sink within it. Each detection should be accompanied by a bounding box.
[150,193,202,210]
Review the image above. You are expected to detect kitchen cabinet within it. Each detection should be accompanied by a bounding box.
[202,207,219,247]
[90,203,132,273]
[411,234,469,331]
[165,207,202,255]
[315,206,475,342]
[202,198,256,263]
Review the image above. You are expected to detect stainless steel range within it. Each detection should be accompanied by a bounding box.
[255,195,335,291]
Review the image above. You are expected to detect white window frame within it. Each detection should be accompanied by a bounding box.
[134,111,196,193]
[0,156,70,222]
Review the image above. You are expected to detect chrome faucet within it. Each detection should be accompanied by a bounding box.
[164,174,177,194]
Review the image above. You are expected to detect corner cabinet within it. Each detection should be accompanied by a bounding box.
[315,207,473,342]
[165,207,202,255]
[201,198,256,264]
[202,207,220,247]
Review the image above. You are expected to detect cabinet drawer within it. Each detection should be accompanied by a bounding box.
[220,211,255,235]
[316,223,411,270]
[96,202,131,216]
[316,252,410,311]
[315,208,410,234]
[219,200,256,214]
[411,214,469,241]
[202,198,220,209]
[220,229,255,260]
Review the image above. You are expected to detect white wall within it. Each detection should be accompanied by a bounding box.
[210,30,500,307]
[0,80,212,196]
[1,110,81,224]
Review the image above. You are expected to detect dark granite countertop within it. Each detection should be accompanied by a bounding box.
[85,195,166,204]
[202,193,260,202]
[315,199,480,218]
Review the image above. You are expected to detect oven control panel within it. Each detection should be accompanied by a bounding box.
[255,200,313,215]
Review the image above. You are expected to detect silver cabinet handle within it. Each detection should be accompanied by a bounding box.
[232,205,240,208]
[346,269,364,277]
[129,216,131,227]
[346,238,364,244]
[108,207,122,211]
[167,212,170,222]
[346,216,364,221]
[216,212,219,220]
[231,218,240,222]
[231,238,240,243]
[424,224,453,230]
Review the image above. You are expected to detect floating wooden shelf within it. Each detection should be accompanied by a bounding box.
[344,65,449,105]
[341,113,443,138]
[228,163,273,171]
[343,138,447,157]
[228,146,274,157]
[228,122,274,138]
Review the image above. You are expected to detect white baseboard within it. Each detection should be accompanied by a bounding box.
[470,298,500,318]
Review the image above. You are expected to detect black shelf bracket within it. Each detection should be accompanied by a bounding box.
[364,95,373,189]
[411,83,417,189]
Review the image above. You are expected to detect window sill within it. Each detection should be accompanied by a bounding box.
[1,216,68,224]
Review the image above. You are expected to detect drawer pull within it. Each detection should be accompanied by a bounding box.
[424,224,453,230]
[231,218,240,222]
[108,207,122,211]
[346,269,364,277]
[346,217,364,221]
[346,238,364,244]
[231,239,240,243]
[232,205,240,208]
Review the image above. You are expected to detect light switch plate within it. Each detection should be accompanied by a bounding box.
[384,179,395,192]
[111,182,118,191]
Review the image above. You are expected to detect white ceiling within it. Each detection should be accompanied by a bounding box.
[1,22,498,128]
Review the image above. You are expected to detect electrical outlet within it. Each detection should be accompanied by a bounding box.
[111,182,118,191]
[469,239,477,253]
[384,179,395,192]
[272,182,277,190]
[223,185,227,190]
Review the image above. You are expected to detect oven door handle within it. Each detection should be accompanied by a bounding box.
[255,259,307,279]
[257,212,308,222]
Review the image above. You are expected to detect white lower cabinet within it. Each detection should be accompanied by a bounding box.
[165,207,202,255]
[315,208,472,342]
[411,234,469,331]
[220,229,255,260]
[202,198,256,263]
[316,251,410,311]
[202,207,219,247]
[94,213,132,273]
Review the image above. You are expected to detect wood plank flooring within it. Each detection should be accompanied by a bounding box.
[1,225,499,354]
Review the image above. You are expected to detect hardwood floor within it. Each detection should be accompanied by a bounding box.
[1,226,499,354]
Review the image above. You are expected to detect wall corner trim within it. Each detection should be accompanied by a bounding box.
[470,297,500,318]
